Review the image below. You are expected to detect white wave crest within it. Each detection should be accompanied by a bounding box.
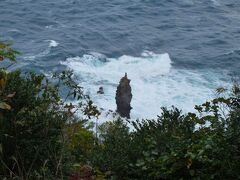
[61,51,228,119]
[48,40,59,47]
[211,0,220,6]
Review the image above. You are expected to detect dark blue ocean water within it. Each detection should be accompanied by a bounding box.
[1,0,240,118]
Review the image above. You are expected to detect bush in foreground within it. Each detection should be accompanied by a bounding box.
[0,41,99,179]
[1,42,240,179]
[92,86,240,179]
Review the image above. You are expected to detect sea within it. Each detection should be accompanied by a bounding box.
[0,0,240,119]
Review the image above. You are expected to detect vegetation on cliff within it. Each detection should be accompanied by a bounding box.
[0,42,240,179]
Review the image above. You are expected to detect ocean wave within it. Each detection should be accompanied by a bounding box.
[60,51,229,119]
[24,40,59,61]
[48,40,59,48]
[210,0,220,6]
[24,49,50,61]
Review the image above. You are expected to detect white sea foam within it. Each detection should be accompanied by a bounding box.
[61,51,229,120]
[24,40,59,61]
[24,49,50,61]
[211,0,220,6]
[48,40,59,47]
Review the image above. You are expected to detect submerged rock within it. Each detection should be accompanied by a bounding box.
[97,86,104,94]
[115,73,132,118]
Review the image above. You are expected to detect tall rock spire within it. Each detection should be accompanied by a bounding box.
[115,73,132,118]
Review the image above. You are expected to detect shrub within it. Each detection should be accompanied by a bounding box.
[1,41,240,179]
[0,42,99,179]
[92,87,240,179]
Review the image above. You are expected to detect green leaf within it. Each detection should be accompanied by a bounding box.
[0,144,2,154]
[189,169,195,176]
[136,160,145,167]
[0,102,11,110]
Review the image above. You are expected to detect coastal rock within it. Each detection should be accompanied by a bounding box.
[115,73,132,118]
[97,86,104,94]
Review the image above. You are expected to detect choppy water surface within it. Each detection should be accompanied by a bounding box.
[1,0,240,118]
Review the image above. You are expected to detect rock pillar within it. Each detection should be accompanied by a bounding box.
[115,73,132,118]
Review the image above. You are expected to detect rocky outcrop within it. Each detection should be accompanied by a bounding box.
[97,86,104,94]
[115,73,132,118]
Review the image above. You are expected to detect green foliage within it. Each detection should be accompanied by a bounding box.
[66,119,95,163]
[0,70,99,179]
[0,41,19,111]
[1,41,240,179]
[91,87,240,179]
[0,41,19,62]
[0,42,100,179]
[92,119,132,179]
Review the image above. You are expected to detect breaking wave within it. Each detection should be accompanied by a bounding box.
[61,51,229,119]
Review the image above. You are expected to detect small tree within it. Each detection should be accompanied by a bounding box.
[0,42,100,179]
[0,41,19,111]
